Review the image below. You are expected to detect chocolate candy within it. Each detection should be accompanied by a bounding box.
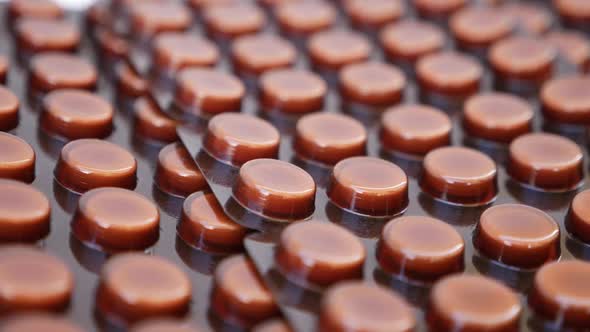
[428,275,522,332]
[275,0,336,37]
[234,159,316,220]
[55,139,137,193]
[16,18,80,53]
[276,221,365,286]
[41,89,114,140]
[175,67,245,116]
[451,6,514,55]
[0,314,82,332]
[204,113,280,166]
[555,0,590,30]
[0,245,73,313]
[378,216,464,282]
[463,92,533,143]
[129,1,192,38]
[508,133,583,191]
[133,97,178,143]
[541,75,590,124]
[259,68,326,114]
[501,2,552,35]
[155,142,207,197]
[327,157,408,216]
[294,112,366,166]
[8,0,63,20]
[344,0,405,30]
[231,34,296,76]
[529,260,590,328]
[153,32,219,73]
[212,255,278,327]
[413,0,466,21]
[97,253,192,324]
[30,52,97,92]
[131,319,200,332]
[545,30,590,73]
[0,179,50,242]
[475,204,560,269]
[339,61,406,108]
[0,86,19,131]
[72,187,160,252]
[380,104,451,156]
[117,63,148,98]
[308,29,371,71]
[319,282,415,332]
[0,132,35,182]
[420,146,497,206]
[204,3,266,39]
[380,19,445,67]
[178,191,247,251]
[567,189,590,243]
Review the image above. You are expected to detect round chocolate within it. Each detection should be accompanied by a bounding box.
[97,253,192,324]
[541,76,590,124]
[319,282,415,332]
[212,255,278,327]
[501,2,552,35]
[204,3,266,39]
[0,245,73,313]
[308,29,371,71]
[259,68,326,114]
[55,139,137,193]
[232,34,296,76]
[450,6,514,52]
[0,86,19,131]
[8,0,63,20]
[508,133,583,191]
[0,180,50,242]
[130,1,192,37]
[295,112,366,166]
[380,104,451,156]
[153,32,219,73]
[344,0,405,29]
[117,62,147,98]
[16,18,80,53]
[275,0,336,36]
[463,92,533,143]
[417,51,482,97]
[41,89,113,140]
[253,319,292,332]
[420,146,497,205]
[234,159,316,220]
[529,260,590,328]
[178,191,246,251]
[156,142,207,197]
[0,314,82,332]
[276,221,365,285]
[413,0,466,19]
[131,319,200,332]
[428,275,521,332]
[567,189,590,243]
[72,187,160,252]
[475,204,560,269]
[30,52,97,92]
[188,0,234,10]
[339,61,406,107]
[133,97,178,143]
[554,0,590,28]
[380,19,445,64]
[204,113,280,166]
[545,30,590,72]
[378,216,464,282]
[327,157,408,216]
[175,68,245,115]
[0,132,35,183]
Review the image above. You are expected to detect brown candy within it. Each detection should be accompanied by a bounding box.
[508,133,583,191]
[327,157,408,216]
[529,260,590,328]
[428,275,522,332]
[259,68,326,114]
[0,245,73,313]
[116,62,147,98]
[276,221,365,286]
[308,29,371,71]
[204,3,266,39]
[97,253,192,324]
[344,0,405,29]
[204,113,280,166]
[72,187,160,252]
[380,104,451,156]
[420,146,497,206]
[541,75,590,124]
[417,51,482,98]
[0,132,35,183]
[155,142,207,197]
[319,282,416,332]
[475,204,560,269]
[232,34,296,76]
[545,30,590,73]
[275,0,336,36]
[153,32,219,73]
[16,18,80,53]
[133,97,178,143]
[130,1,192,37]
[555,0,590,29]
[0,179,50,242]
[378,216,464,282]
[380,19,445,65]
[294,112,367,166]
[0,86,19,131]
[55,139,137,193]
[30,52,97,92]
[8,0,63,20]
[501,2,552,35]
[413,0,467,20]
[567,189,590,243]
[339,61,406,107]
[450,6,514,53]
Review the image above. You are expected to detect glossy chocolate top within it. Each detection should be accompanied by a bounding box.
[417,51,482,95]
[260,68,326,113]
[153,32,219,71]
[344,0,405,29]
[450,6,514,48]
[16,18,79,52]
[275,0,336,35]
[541,75,590,124]
[339,61,406,106]
[489,36,556,78]
[0,132,35,183]
[232,34,296,75]
[0,179,50,242]
[30,52,97,92]
[9,0,63,19]
[130,1,192,36]
[308,29,372,70]
[176,68,245,114]
[380,19,445,62]
[204,3,266,38]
